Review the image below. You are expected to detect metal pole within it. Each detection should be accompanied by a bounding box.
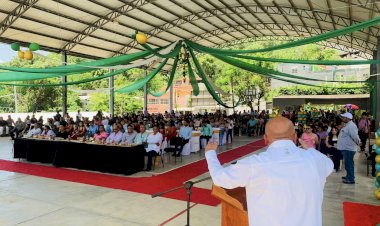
[13,83,18,113]
[61,51,67,117]
[169,83,173,113]
[109,69,114,117]
[231,76,235,114]
[376,37,380,130]
[143,69,148,116]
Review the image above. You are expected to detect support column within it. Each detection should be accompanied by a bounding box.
[109,69,114,118]
[169,84,173,113]
[231,76,235,114]
[376,38,380,130]
[143,69,148,116]
[61,51,67,117]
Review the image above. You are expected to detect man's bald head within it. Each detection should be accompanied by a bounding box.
[264,116,297,145]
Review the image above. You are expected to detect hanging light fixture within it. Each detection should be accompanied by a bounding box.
[179,44,189,83]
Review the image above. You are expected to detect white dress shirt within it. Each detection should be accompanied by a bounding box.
[146,132,163,153]
[206,140,333,226]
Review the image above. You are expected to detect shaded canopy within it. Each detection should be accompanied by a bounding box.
[0,0,379,70]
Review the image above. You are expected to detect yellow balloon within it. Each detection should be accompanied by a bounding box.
[18,50,24,59]
[374,189,380,198]
[376,138,380,147]
[376,155,380,164]
[24,50,33,60]
[136,33,147,44]
[377,172,380,177]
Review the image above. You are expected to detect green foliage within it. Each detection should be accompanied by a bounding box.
[0,40,348,113]
[272,84,369,97]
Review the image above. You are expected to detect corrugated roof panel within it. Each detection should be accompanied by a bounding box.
[11,18,76,40]
[36,0,100,24]
[90,0,124,10]
[64,0,112,16]
[23,7,88,32]
[2,28,66,49]
[117,14,154,31]
[71,44,113,58]
[0,1,18,13]
[80,36,124,52]
[91,29,130,45]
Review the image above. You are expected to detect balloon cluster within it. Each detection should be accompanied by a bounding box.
[10,42,40,60]
[374,124,380,200]
[131,31,148,45]
[297,107,307,125]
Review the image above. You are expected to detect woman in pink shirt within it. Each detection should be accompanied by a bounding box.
[93,125,108,143]
[300,125,319,149]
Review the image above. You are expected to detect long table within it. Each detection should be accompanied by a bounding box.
[14,138,146,175]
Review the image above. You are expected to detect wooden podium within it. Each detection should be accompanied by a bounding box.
[211,185,249,226]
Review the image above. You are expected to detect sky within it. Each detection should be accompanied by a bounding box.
[0,43,15,63]
[0,43,49,63]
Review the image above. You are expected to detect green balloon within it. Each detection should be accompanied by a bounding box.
[377,176,380,185]
[376,163,380,172]
[376,181,380,188]
[10,42,20,51]
[376,147,380,155]
[29,43,40,51]
[131,34,136,40]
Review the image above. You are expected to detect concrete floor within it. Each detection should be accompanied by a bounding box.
[0,136,378,226]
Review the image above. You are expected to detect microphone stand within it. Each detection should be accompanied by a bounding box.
[151,176,212,226]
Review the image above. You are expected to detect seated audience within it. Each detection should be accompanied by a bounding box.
[145,125,163,171]
[94,125,108,143]
[40,125,56,138]
[135,124,149,145]
[24,123,42,138]
[56,125,69,139]
[106,125,123,144]
[122,125,137,144]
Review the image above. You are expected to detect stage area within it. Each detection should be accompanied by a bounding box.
[0,136,378,226]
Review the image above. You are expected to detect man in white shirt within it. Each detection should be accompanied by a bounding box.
[24,123,42,138]
[205,116,333,226]
[122,125,137,144]
[105,125,123,144]
[145,125,163,171]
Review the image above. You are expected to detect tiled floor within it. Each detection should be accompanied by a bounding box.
[0,136,378,226]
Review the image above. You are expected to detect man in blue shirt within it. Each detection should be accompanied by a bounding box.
[200,120,213,149]
[86,121,98,138]
[247,116,258,137]
[177,120,192,156]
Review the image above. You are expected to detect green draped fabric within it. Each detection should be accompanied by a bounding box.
[0,50,151,74]
[148,56,179,97]
[209,53,364,83]
[233,54,380,65]
[141,41,182,58]
[187,59,200,96]
[211,53,368,89]
[116,58,168,93]
[0,69,129,87]
[185,17,380,55]
[188,47,238,108]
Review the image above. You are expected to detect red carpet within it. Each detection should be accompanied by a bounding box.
[0,139,265,206]
[343,202,380,226]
